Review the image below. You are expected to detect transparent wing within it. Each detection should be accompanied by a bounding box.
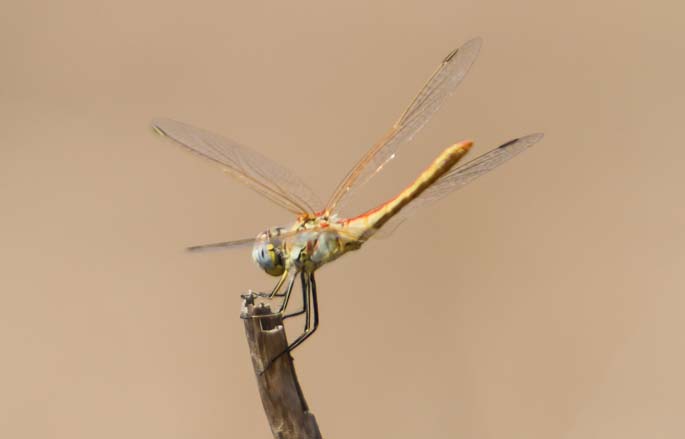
[374,133,544,237]
[153,118,323,215]
[186,227,329,253]
[186,237,257,253]
[325,37,482,215]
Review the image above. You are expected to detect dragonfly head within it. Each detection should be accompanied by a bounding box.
[251,229,285,276]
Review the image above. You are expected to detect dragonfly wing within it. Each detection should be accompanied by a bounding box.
[187,237,258,253]
[153,118,323,215]
[186,226,329,253]
[325,37,482,214]
[373,133,544,238]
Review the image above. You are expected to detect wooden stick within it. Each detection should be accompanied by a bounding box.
[241,293,323,439]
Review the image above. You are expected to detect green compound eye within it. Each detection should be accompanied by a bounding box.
[252,242,285,276]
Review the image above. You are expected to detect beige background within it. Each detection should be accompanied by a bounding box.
[2,0,684,438]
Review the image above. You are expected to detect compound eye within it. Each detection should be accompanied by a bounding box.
[252,242,285,276]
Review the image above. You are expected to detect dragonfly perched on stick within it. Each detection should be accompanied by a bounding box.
[152,37,543,370]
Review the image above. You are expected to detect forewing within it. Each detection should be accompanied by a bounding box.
[373,133,544,237]
[187,237,258,253]
[325,37,482,214]
[185,227,328,253]
[153,118,323,215]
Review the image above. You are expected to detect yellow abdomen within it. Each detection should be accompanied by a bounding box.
[341,140,472,241]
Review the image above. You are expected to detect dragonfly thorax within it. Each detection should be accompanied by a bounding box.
[252,219,362,276]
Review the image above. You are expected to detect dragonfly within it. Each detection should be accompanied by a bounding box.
[152,37,543,371]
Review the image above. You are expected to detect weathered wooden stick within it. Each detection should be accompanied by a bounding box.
[241,293,323,439]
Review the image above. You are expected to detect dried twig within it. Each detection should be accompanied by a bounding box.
[241,293,323,439]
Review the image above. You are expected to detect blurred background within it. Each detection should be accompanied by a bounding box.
[2,1,683,438]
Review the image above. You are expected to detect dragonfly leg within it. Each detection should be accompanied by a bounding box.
[304,273,312,331]
[260,272,319,374]
[283,271,309,320]
[249,272,297,320]
[277,271,297,314]
[284,272,319,353]
[255,271,288,298]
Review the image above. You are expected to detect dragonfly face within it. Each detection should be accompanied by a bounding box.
[251,228,286,276]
